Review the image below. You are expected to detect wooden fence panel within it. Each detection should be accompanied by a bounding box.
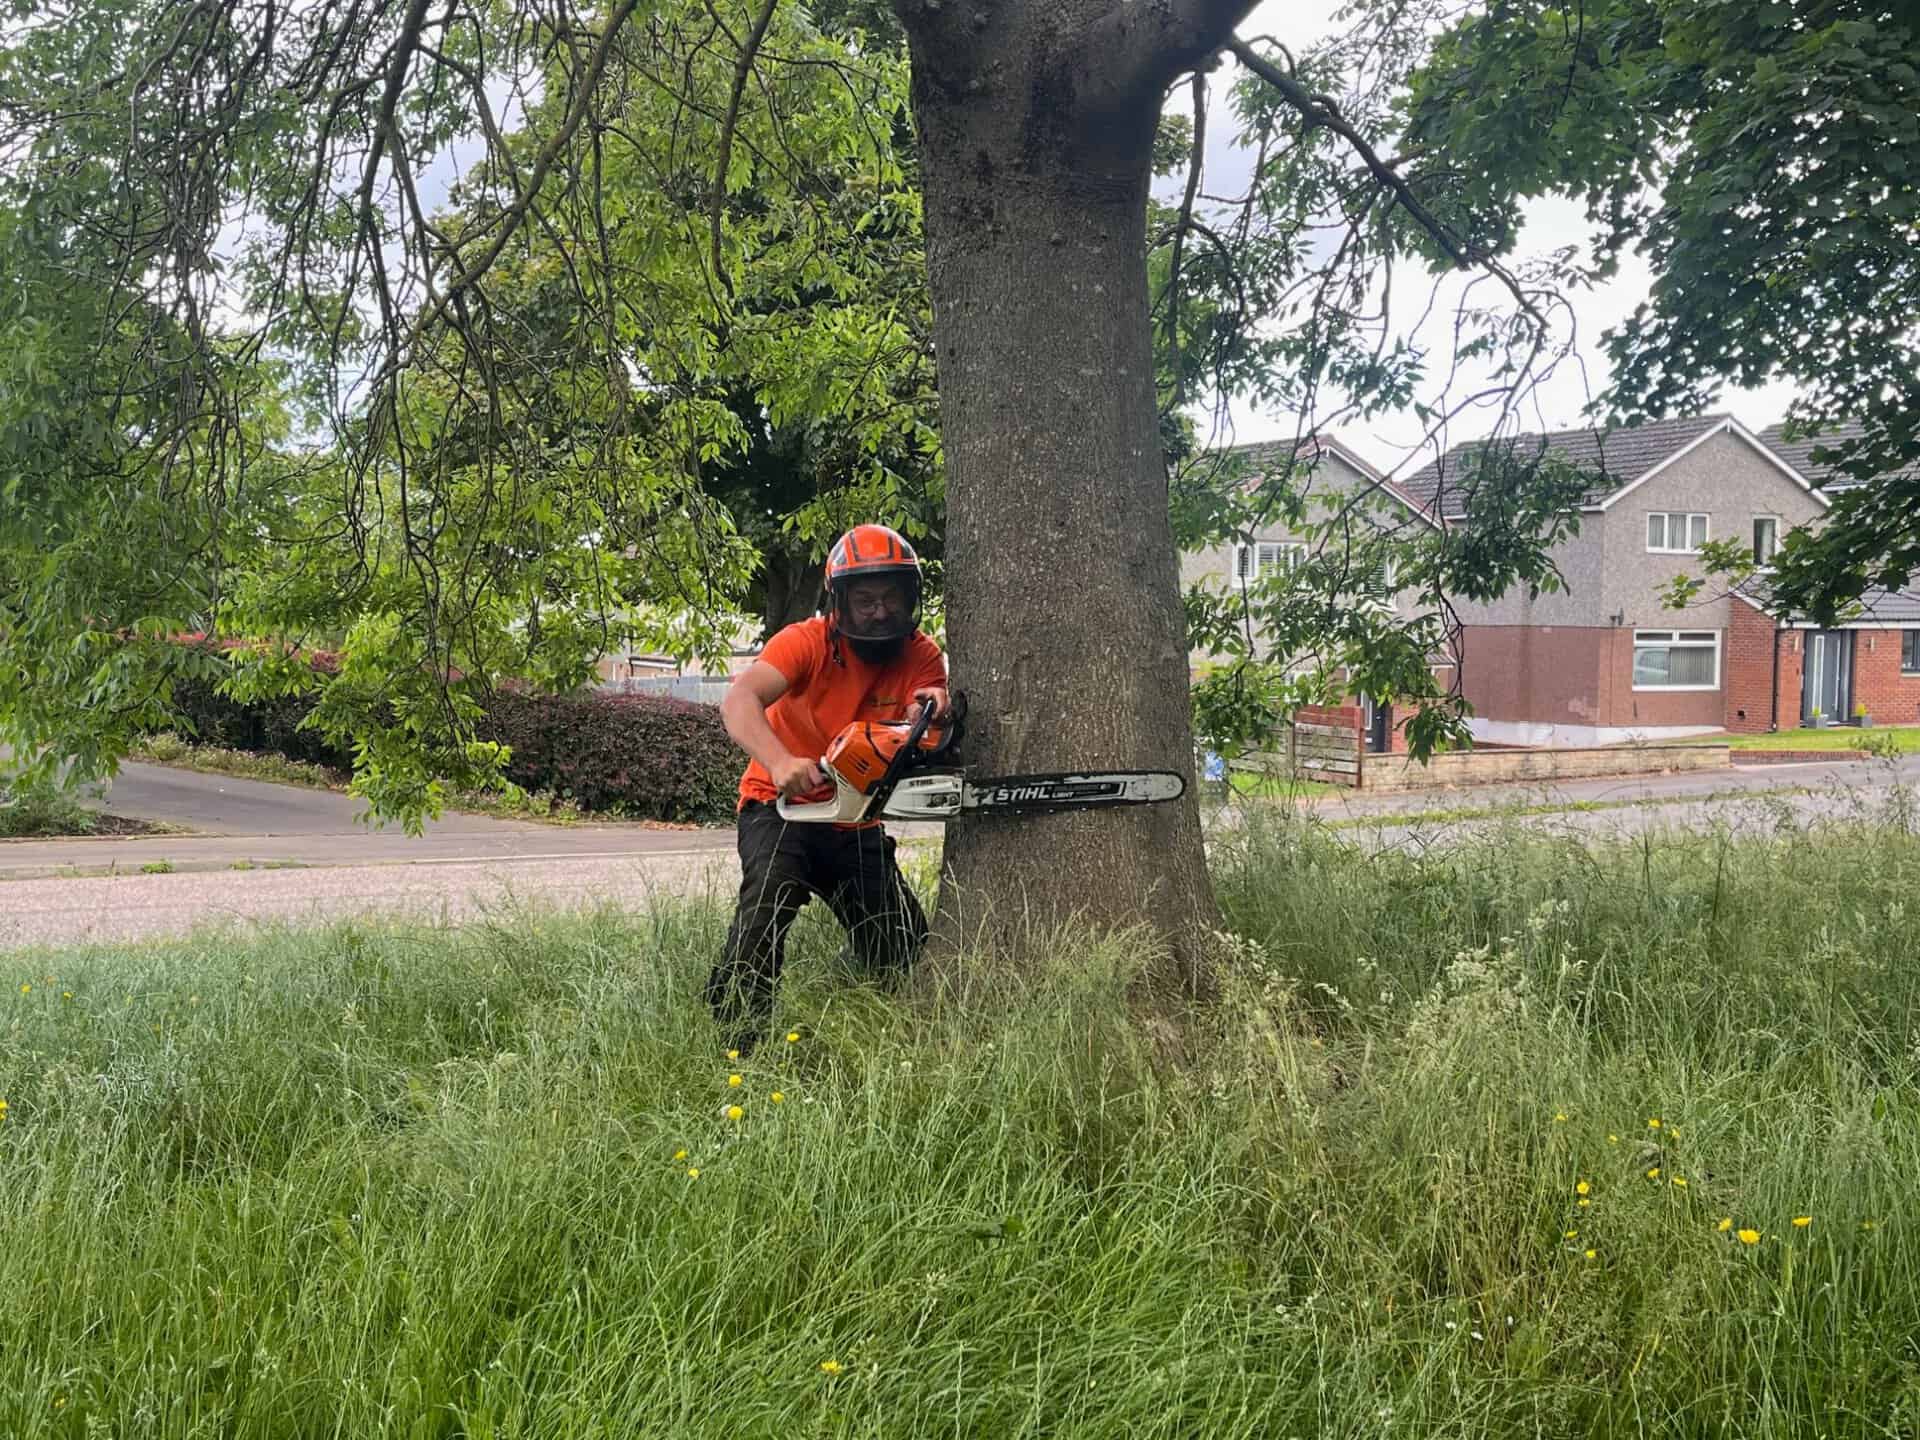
[1291,720,1361,785]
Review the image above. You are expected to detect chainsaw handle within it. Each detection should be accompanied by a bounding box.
[871,695,937,805]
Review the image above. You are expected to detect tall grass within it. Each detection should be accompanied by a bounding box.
[4,817,1920,1436]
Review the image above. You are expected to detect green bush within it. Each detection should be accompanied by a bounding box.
[154,675,742,823]
[481,689,741,822]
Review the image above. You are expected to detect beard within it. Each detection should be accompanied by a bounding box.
[844,631,909,665]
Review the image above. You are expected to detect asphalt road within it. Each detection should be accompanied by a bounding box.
[0,751,1911,951]
[96,761,537,835]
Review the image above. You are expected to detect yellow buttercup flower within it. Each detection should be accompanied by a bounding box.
[19,983,28,995]
[673,1148,688,1162]
[1563,1229,1578,1240]
[1584,1248,1596,1260]
[1575,1180,1591,1196]
[1718,1217,1734,1232]
[727,1105,744,1121]
[1738,1228,1760,1245]
[770,1091,785,1104]
[787,1032,801,1044]
[1671,1177,1688,1189]
[728,1074,743,1087]
[820,1360,843,1376]
[1647,1118,1662,1129]
[727,1049,740,1061]
[1792,1216,1812,1228]
[1607,1134,1620,1144]
[1576,1198,1591,1208]
[687,1168,700,1179]
[1646,1167,1660,1180]
[1553,1112,1568,1123]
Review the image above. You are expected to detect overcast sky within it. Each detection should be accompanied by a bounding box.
[1156,0,1802,478]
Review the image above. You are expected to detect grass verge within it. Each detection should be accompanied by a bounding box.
[0,788,177,839]
[1650,725,1920,754]
[4,819,1920,1435]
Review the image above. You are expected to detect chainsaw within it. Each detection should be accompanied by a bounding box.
[775,692,1186,825]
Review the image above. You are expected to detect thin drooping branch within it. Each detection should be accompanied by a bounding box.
[1162,68,1207,414]
[1226,34,1470,270]
[707,0,780,295]
[382,0,645,380]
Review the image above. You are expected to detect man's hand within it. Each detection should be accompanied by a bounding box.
[911,686,950,720]
[771,753,829,799]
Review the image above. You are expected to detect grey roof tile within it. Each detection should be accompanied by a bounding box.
[1399,413,1730,515]
[1736,574,1920,625]
[1757,419,1879,491]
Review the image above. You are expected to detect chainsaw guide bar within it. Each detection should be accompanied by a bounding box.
[775,692,1186,825]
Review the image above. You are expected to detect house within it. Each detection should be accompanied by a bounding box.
[1395,413,1920,742]
[1180,433,1445,752]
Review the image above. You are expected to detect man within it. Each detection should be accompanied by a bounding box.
[704,523,949,1052]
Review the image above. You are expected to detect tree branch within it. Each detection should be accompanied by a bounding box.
[1162,69,1206,413]
[707,0,780,296]
[379,0,645,382]
[1226,34,1472,271]
[1074,0,1261,117]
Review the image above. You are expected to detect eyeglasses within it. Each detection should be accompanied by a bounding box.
[847,587,906,619]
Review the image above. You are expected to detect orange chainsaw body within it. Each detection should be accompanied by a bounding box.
[822,714,955,798]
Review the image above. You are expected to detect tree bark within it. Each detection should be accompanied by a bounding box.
[897,0,1229,1000]
[758,545,821,640]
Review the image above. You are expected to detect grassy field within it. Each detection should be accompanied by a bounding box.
[5,816,1920,1436]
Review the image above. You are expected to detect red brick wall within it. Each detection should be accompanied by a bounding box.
[1296,702,1361,731]
[1459,626,1610,725]
[1853,629,1920,725]
[1723,601,1780,734]
[1778,630,1805,725]
[1598,629,1727,728]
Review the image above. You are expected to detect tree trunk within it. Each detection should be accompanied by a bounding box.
[758,545,821,641]
[899,2,1224,1000]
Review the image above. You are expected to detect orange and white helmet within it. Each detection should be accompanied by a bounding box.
[825,524,922,643]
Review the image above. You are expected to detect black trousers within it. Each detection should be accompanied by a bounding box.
[704,801,928,1035]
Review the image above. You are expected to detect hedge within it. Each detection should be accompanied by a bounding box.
[481,689,741,822]
[158,677,742,824]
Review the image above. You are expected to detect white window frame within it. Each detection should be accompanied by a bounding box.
[1647,512,1710,554]
[1752,515,1780,566]
[1632,629,1722,692]
[1233,541,1305,586]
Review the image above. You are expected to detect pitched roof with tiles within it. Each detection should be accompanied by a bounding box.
[1736,574,1920,626]
[1202,433,1434,523]
[1757,419,1883,492]
[1398,413,1731,516]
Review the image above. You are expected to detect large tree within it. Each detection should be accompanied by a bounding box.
[0,0,1592,996]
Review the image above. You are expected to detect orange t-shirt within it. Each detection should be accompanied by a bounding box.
[737,618,948,813]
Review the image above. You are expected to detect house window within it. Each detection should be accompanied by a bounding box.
[1361,557,1397,597]
[1234,541,1305,586]
[1647,512,1709,553]
[1904,630,1920,675]
[1633,630,1721,690]
[1753,517,1779,565]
